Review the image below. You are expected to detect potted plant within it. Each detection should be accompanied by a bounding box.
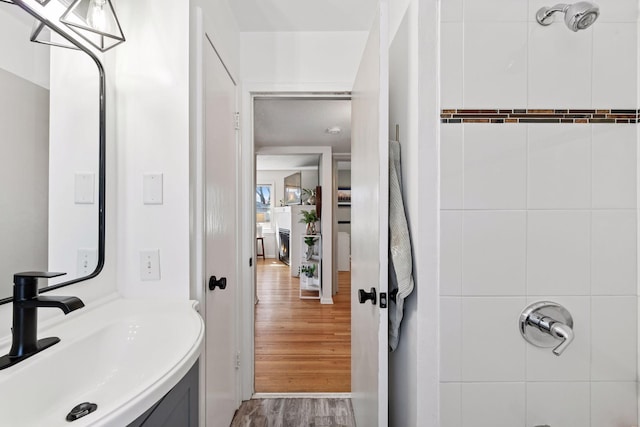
[299,209,318,235]
[302,188,316,205]
[299,263,317,287]
[303,236,317,260]
[300,263,317,278]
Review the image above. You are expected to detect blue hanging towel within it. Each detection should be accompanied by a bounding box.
[388,139,415,351]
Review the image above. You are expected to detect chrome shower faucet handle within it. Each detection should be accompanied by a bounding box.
[519,301,574,356]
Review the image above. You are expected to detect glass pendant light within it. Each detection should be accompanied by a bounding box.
[59,0,124,52]
[86,0,106,30]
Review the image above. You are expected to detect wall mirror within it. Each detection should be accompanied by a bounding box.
[0,1,104,304]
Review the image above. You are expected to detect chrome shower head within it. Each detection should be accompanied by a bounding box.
[564,2,599,30]
[536,2,600,32]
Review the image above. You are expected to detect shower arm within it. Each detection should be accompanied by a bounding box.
[536,3,570,26]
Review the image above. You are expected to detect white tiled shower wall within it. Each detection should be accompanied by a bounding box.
[439,1,639,426]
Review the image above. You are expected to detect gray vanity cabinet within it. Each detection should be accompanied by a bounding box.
[128,361,199,427]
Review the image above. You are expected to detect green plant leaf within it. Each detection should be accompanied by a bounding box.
[298,209,318,224]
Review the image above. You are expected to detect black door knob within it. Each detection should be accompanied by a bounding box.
[358,288,377,305]
[209,276,227,291]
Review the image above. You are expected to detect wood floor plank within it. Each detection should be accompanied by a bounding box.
[230,398,356,427]
[255,259,351,393]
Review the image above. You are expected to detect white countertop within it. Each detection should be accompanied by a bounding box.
[0,295,204,427]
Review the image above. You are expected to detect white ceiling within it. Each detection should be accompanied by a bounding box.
[229,0,378,32]
[253,98,351,154]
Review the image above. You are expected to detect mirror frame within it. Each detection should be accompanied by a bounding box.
[0,0,105,304]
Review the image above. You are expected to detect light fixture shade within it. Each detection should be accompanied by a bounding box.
[59,0,124,52]
[30,19,79,50]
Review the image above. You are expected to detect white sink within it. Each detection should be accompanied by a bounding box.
[0,297,204,427]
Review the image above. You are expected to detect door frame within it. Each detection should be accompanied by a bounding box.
[239,83,354,400]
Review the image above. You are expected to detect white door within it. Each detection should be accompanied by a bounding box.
[204,36,238,427]
[351,3,389,427]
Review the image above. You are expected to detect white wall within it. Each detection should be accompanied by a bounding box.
[241,31,368,85]
[115,0,191,299]
[439,1,639,426]
[112,0,242,295]
[48,44,100,285]
[0,5,50,89]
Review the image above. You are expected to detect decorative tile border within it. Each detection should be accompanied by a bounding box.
[441,109,639,124]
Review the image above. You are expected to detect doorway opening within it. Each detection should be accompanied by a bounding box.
[251,94,353,394]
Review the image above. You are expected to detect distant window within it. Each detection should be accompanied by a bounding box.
[256,184,272,225]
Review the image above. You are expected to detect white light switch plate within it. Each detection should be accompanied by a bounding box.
[77,248,98,276]
[140,249,160,281]
[143,173,163,205]
[75,173,95,204]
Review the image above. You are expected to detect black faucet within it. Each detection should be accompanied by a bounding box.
[0,272,84,370]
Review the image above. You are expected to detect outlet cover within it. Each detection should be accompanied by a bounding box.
[77,248,98,276]
[143,174,163,205]
[75,173,95,204]
[140,249,160,281]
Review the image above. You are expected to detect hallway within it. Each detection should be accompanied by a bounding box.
[254,259,351,393]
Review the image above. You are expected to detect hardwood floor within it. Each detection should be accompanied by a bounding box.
[230,398,355,427]
[254,259,351,393]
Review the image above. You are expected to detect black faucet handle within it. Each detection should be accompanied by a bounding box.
[14,272,66,287]
[13,272,67,301]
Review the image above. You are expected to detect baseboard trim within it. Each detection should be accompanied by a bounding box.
[252,392,352,399]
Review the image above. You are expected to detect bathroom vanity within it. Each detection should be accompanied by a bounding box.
[128,361,199,427]
[0,296,204,426]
